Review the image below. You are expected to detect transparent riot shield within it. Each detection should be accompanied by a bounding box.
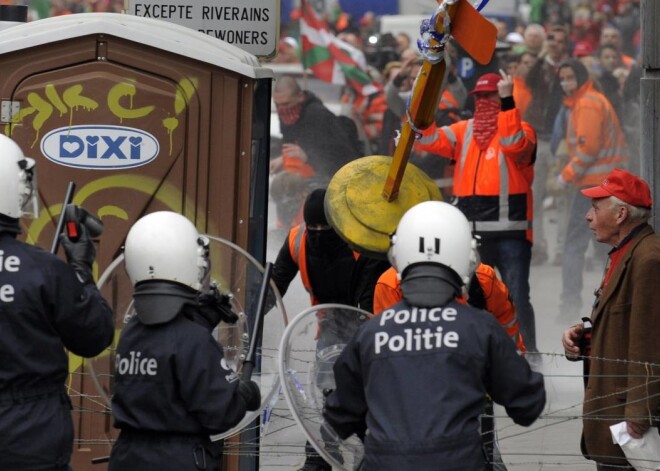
[87,235,287,440]
[279,303,371,470]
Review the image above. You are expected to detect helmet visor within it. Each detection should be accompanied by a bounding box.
[18,157,38,218]
[197,235,211,286]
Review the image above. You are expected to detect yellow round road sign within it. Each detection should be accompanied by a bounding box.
[326,155,441,258]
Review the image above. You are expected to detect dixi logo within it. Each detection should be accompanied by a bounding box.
[41,125,159,169]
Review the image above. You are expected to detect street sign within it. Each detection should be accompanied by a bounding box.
[128,0,280,58]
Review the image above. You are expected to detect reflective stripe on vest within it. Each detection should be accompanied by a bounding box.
[457,122,473,185]
[460,120,531,233]
[288,224,314,301]
[565,92,627,183]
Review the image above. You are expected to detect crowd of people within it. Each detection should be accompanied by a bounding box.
[0,1,657,470]
[267,0,644,321]
[265,2,659,470]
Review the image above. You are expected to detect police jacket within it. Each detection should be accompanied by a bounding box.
[416,99,537,243]
[111,314,250,437]
[373,264,525,352]
[323,299,545,471]
[0,233,113,470]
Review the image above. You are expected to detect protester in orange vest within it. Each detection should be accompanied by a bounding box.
[341,88,388,155]
[374,264,526,354]
[555,59,628,320]
[415,70,539,356]
[272,189,357,307]
[270,188,358,471]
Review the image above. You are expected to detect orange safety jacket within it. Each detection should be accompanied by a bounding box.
[435,87,463,125]
[560,80,628,187]
[415,107,537,243]
[373,265,526,353]
[512,76,532,117]
[349,90,388,146]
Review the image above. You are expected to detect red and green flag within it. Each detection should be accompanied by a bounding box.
[300,0,382,96]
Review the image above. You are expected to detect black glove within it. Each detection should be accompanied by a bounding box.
[197,285,239,328]
[61,224,95,284]
[238,380,261,412]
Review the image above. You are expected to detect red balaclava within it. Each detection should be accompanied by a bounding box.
[277,100,304,126]
[473,97,500,150]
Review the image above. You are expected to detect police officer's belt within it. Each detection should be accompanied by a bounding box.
[0,383,65,405]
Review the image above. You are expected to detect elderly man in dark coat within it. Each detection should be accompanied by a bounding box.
[562,168,660,471]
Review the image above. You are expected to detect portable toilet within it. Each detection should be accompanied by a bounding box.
[0,12,273,470]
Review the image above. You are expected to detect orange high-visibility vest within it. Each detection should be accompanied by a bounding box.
[416,108,537,243]
[512,76,532,117]
[287,224,317,305]
[560,81,627,187]
[373,265,526,353]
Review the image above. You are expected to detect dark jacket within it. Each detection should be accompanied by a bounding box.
[109,313,250,471]
[581,225,660,465]
[271,224,356,306]
[0,233,113,471]
[525,58,564,141]
[279,91,361,179]
[323,298,545,471]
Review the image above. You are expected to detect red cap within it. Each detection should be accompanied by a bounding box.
[573,41,594,58]
[469,73,501,95]
[581,168,653,208]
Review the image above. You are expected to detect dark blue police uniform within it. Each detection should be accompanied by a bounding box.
[323,299,546,471]
[0,233,114,470]
[109,313,252,471]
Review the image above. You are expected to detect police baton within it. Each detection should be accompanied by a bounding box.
[241,261,273,381]
[50,182,76,254]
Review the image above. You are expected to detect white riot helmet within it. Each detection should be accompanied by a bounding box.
[124,211,210,291]
[0,134,38,219]
[388,201,477,286]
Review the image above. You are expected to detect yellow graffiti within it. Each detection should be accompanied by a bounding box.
[10,77,199,157]
[24,176,184,282]
[24,174,195,385]
[27,92,53,148]
[97,205,129,220]
[107,82,155,123]
[45,84,68,116]
[4,107,36,137]
[162,116,178,155]
[62,85,99,128]
[175,77,198,114]
[165,77,199,154]
[72,174,183,212]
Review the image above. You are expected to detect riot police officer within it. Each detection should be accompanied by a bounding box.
[323,201,546,470]
[0,134,114,471]
[108,211,261,471]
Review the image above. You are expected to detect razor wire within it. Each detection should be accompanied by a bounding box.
[66,344,659,469]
